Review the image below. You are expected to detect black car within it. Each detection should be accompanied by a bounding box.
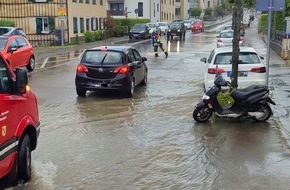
[129,24,150,40]
[0,27,27,37]
[75,46,148,97]
[167,22,186,40]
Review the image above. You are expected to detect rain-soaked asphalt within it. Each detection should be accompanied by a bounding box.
[11,21,290,190]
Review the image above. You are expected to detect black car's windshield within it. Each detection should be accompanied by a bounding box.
[214,52,261,65]
[0,38,8,50]
[133,24,146,29]
[0,28,10,35]
[82,51,123,65]
[170,23,181,28]
[158,23,166,26]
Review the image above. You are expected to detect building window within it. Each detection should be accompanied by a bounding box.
[35,17,55,34]
[73,17,78,33]
[92,0,96,4]
[72,0,77,2]
[173,0,174,5]
[208,0,210,7]
[85,0,89,3]
[79,0,83,3]
[109,3,124,16]
[96,18,99,30]
[138,2,143,17]
[100,0,103,5]
[80,17,84,33]
[164,12,166,20]
[91,18,96,30]
[86,18,90,31]
[157,4,159,12]
[164,0,166,4]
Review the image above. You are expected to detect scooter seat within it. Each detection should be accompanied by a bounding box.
[231,85,267,101]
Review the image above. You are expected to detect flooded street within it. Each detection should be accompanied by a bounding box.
[14,22,290,190]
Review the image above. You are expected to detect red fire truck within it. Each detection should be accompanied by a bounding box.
[0,53,40,188]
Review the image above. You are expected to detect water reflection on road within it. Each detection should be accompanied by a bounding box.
[20,29,290,190]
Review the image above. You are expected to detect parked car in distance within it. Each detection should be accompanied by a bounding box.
[0,27,27,37]
[156,22,168,35]
[0,53,40,188]
[221,24,244,36]
[146,23,158,35]
[129,23,150,40]
[0,35,35,71]
[167,22,186,40]
[191,20,205,32]
[216,29,244,48]
[75,46,148,98]
[201,47,266,91]
[183,19,193,30]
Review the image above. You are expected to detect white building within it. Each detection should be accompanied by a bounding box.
[107,0,161,22]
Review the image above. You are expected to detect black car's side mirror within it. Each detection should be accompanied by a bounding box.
[142,57,147,62]
[200,57,207,63]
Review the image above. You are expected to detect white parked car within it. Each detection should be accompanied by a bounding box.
[201,47,266,91]
[183,19,193,30]
[216,29,244,48]
[156,22,168,34]
[146,23,158,35]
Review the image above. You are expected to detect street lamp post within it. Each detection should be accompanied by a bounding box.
[60,0,64,47]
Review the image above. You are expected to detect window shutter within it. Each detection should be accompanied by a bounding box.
[48,17,55,33]
[35,18,42,34]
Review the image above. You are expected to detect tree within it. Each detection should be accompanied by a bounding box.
[189,7,202,17]
[228,0,256,88]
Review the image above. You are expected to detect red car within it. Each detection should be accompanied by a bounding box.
[0,35,35,71]
[0,53,40,188]
[191,20,205,32]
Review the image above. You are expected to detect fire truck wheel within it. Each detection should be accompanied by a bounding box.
[18,134,32,182]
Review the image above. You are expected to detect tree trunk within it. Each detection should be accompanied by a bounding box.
[231,0,242,88]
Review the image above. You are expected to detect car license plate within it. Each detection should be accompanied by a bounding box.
[133,34,138,36]
[227,71,248,77]
[171,33,176,35]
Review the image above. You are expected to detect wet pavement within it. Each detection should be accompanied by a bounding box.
[6,16,290,190]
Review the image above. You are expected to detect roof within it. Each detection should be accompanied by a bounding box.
[88,45,133,53]
[214,46,258,54]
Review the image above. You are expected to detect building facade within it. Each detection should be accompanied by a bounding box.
[0,0,107,45]
[175,0,190,20]
[160,0,175,22]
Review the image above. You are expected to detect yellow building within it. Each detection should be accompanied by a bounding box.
[160,0,175,22]
[0,0,107,46]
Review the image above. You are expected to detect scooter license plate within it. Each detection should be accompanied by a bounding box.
[227,71,248,77]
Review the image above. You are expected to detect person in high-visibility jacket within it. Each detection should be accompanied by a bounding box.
[152,30,168,58]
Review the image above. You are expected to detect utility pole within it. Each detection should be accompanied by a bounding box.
[265,0,273,87]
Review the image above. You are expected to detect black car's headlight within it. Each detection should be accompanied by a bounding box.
[168,29,171,32]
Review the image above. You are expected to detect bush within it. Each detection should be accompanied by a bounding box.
[84,31,95,42]
[189,7,202,17]
[114,26,124,37]
[0,19,15,27]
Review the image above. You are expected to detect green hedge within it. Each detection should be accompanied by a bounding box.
[84,29,113,43]
[114,18,150,31]
[0,19,15,27]
[258,13,268,33]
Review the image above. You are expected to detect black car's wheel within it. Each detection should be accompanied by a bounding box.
[193,107,213,122]
[140,71,147,86]
[18,135,32,182]
[26,56,35,71]
[129,36,132,40]
[254,104,272,122]
[125,79,135,98]
[179,34,182,39]
[76,89,86,97]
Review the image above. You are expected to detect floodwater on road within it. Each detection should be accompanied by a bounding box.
[12,25,290,190]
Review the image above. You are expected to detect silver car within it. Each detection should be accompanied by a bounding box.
[216,29,244,48]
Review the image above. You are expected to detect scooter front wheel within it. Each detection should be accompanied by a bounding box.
[193,107,213,122]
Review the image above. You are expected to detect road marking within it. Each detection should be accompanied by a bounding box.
[40,57,50,69]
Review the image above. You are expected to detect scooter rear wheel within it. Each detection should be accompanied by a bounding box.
[193,107,213,122]
[254,104,272,122]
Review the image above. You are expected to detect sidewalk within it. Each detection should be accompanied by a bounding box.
[244,19,290,145]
